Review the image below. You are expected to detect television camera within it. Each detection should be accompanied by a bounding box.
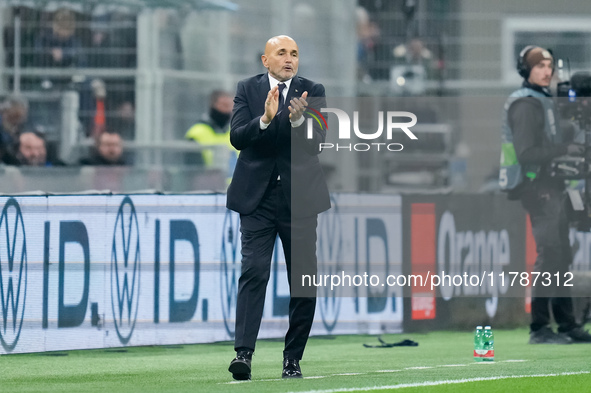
[554,67,591,230]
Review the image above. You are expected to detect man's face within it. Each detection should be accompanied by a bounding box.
[98,133,123,163]
[19,133,46,166]
[213,95,234,115]
[528,59,553,87]
[261,36,299,82]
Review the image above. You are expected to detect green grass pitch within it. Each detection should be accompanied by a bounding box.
[1,328,590,392]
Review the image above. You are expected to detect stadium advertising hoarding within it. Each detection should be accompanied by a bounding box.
[0,193,403,354]
[401,194,530,331]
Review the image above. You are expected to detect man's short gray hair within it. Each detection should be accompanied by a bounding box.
[1,94,29,111]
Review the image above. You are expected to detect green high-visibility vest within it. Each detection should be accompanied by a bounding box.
[499,87,562,190]
[185,122,234,167]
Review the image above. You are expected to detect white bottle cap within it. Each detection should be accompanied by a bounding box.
[476,326,483,329]
[485,326,491,329]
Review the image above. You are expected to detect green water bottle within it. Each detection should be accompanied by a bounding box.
[482,326,494,361]
[473,325,484,362]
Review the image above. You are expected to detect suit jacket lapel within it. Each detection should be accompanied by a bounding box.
[274,77,302,143]
[256,74,301,111]
[286,76,302,104]
[258,73,270,108]
[278,76,302,122]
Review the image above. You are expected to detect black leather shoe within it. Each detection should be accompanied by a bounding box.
[565,327,591,343]
[228,350,252,380]
[282,358,303,379]
[529,326,571,344]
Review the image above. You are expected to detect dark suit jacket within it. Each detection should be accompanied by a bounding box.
[226,73,331,217]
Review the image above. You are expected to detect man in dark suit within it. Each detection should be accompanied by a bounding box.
[226,35,331,380]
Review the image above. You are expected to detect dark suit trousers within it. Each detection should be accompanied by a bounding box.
[520,185,577,333]
[234,179,318,360]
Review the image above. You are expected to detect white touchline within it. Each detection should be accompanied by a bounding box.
[220,360,530,384]
[286,371,590,393]
[334,373,363,376]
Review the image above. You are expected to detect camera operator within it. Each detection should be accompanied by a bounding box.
[500,45,591,344]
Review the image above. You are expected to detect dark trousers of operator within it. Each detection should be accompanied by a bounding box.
[234,178,318,360]
[520,183,577,333]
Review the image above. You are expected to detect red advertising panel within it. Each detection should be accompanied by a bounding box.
[411,203,436,320]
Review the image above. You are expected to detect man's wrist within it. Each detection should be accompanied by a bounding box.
[260,117,270,130]
[290,116,305,128]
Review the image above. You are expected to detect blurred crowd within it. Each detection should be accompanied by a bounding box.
[6,8,137,135]
[0,88,234,169]
[1,7,235,171]
[0,92,127,167]
[1,5,441,172]
[356,4,440,96]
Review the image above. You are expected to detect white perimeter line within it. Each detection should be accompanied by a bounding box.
[286,371,590,393]
[334,373,363,376]
[221,360,529,384]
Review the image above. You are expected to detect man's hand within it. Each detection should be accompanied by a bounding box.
[288,91,308,123]
[262,85,280,125]
[566,144,585,156]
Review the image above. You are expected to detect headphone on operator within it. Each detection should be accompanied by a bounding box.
[517,45,554,79]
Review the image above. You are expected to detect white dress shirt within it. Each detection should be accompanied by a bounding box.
[259,73,305,130]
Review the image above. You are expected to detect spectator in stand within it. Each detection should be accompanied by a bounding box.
[86,11,136,140]
[391,37,435,96]
[356,6,380,83]
[32,8,86,90]
[393,38,435,74]
[80,130,127,166]
[88,13,113,69]
[0,95,29,164]
[88,11,136,69]
[12,130,64,167]
[33,8,86,68]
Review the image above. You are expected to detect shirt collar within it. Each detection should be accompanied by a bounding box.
[268,73,292,99]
